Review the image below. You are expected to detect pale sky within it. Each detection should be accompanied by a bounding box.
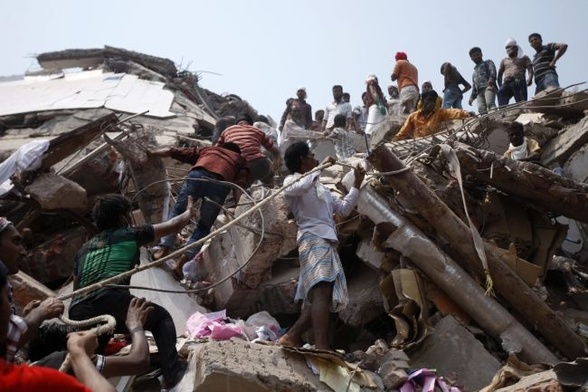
[3,0,587,123]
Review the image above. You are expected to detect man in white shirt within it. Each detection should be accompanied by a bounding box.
[277,142,364,350]
[322,85,353,131]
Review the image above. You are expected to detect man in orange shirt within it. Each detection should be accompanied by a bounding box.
[392,90,470,141]
[391,52,419,114]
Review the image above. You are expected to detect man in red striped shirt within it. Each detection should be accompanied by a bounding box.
[216,114,281,187]
[150,142,249,279]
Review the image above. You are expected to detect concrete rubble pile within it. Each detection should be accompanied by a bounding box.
[1,48,588,391]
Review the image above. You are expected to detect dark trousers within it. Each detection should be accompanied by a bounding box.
[161,168,231,259]
[69,289,180,384]
[497,79,528,106]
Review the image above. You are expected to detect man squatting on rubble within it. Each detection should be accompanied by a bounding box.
[277,142,365,350]
[68,194,198,389]
[151,142,249,280]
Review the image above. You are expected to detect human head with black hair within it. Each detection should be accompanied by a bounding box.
[236,114,253,125]
[332,85,344,102]
[469,47,483,64]
[92,194,133,231]
[528,33,542,42]
[219,141,241,154]
[255,115,269,124]
[421,90,439,114]
[0,217,26,275]
[469,47,482,56]
[528,33,543,51]
[507,122,525,147]
[342,92,350,103]
[333,114,347,128]
[284,141,316,174]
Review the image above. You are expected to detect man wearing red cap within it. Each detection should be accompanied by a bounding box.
[391,52,419,114]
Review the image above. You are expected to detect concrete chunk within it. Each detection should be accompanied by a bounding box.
[408,315,502,392]
[542,116,588,168]
[177,340,331,392]
[25,172,87,210]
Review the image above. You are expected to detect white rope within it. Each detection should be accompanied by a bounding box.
[58,314,117,373]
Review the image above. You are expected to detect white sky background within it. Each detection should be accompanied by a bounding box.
[2,0,587,123]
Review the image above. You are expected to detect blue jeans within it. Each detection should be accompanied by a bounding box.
[442,86,463,109]
[498,79,528,106]
[535,72,559,95]
[475,86,497,115]
[160,168,230,258]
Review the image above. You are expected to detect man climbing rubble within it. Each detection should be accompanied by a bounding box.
[277,142,364,350]
[216,114,281,187]
[150,142,249,279]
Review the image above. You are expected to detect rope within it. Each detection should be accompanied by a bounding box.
[56,161,335,302]
[109,180,268,294]
[58,314,117,373]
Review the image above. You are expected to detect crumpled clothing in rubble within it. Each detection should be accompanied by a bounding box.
[185,309,281,342]
[400,368,461,392]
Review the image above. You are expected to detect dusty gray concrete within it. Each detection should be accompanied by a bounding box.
[176,339,331,392]
[407,315,502,392]
[25,172,87,209]
[542,116,588,168]
[339,263,385,327]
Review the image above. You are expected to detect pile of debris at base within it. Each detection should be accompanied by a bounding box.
[1,47,588,391]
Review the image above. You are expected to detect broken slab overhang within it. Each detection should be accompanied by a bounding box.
[0,70,176,118]
[36,46,178,79]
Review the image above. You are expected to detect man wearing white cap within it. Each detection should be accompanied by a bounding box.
[279,87,313,131]
[497,38,534,106]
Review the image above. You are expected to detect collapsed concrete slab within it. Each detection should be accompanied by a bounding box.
[542,116,588,169]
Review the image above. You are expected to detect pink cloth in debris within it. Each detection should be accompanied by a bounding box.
[400,368,461,392]
[185,309,245,340]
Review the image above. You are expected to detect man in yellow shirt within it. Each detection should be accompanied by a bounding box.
[393,90,470,141]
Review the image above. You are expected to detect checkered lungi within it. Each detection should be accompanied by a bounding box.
[294,232,348,312]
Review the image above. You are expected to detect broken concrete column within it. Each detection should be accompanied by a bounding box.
[357,184,558,364]
[25,172,87,210]
[369,144,586,360]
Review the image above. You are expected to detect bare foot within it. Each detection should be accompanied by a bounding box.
[277,333,302,348]
[153,246,170,260]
